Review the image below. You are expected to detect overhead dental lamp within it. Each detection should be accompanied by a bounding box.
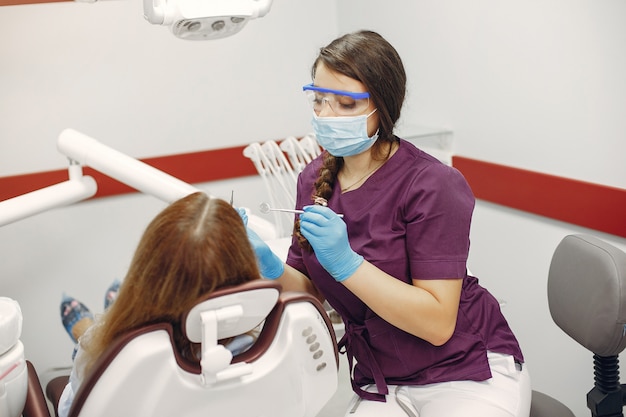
[143,0,273,40]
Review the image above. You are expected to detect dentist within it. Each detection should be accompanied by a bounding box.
[245,30,531,417]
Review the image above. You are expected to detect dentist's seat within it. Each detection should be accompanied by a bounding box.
[64,280,339,417]
[531,234,626,417]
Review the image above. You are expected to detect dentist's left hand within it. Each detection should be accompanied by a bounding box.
[237,208,284,279]
[299,205,363,282]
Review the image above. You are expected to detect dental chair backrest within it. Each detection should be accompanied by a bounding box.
[0,297,28,417]
[67,280,339,417]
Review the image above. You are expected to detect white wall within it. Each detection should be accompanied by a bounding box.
[338,0,626,190]
[0,0,340,393]
[337,2,626,416]
[2,2,626,417]
[0,0,335,176]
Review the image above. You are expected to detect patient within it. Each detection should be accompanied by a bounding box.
[57,192,262,417]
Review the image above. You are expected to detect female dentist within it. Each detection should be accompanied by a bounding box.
[245,30,531,417]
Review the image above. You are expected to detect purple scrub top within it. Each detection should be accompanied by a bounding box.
[286,139,524,401]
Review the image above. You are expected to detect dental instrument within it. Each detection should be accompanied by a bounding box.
[259,202,343,218]
[259,202,303,216]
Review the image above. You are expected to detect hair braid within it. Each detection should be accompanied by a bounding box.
[294,152,343,251]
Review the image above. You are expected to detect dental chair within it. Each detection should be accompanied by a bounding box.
[530,234,626,417]
[1,297,28,417]
[47,279,339,417]
[1,297,60,417]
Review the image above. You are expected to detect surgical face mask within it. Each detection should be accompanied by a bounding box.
[311,109,379,157]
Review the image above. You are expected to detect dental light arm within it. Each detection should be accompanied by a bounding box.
[57,131,281,241]
[57,129,200,203]
[0,129,200,227]
[0,164,97,227]
[1,128,279,242]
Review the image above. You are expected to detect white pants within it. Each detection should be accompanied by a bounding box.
[344,352,532,417]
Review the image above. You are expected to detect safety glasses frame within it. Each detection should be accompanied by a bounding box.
[302,83,370,99]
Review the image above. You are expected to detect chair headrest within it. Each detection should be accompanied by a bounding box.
[548,234,626,356]
[66,281,339,417]
[0,297,22,355]
[184,280,281,343]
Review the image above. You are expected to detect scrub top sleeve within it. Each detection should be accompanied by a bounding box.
[405,164,475,279]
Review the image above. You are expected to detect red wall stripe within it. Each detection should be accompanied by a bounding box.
[0,145,258,202]
[2,150,624,238]
[452,156,626,238]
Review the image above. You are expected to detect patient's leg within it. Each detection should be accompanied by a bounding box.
[60,295,94,344]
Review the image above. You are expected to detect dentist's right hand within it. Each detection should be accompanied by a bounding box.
[237,208,284,279]
[299,205,364,282]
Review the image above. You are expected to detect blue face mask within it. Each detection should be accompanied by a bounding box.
[311,109,379,157]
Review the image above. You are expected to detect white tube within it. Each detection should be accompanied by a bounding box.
[0,176,97,227]
[58,129,200,203]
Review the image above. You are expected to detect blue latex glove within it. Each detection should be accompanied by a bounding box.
[299,205,363,282]
[237,208,284,279]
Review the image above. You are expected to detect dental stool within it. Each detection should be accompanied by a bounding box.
[531,234,626,417]
[0,297,27,417]
[59,280,339,417]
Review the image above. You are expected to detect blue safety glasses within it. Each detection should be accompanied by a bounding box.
[302,83,370,116]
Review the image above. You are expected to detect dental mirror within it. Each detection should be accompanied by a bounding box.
[259,202,304,215]
[259,202,343,217]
